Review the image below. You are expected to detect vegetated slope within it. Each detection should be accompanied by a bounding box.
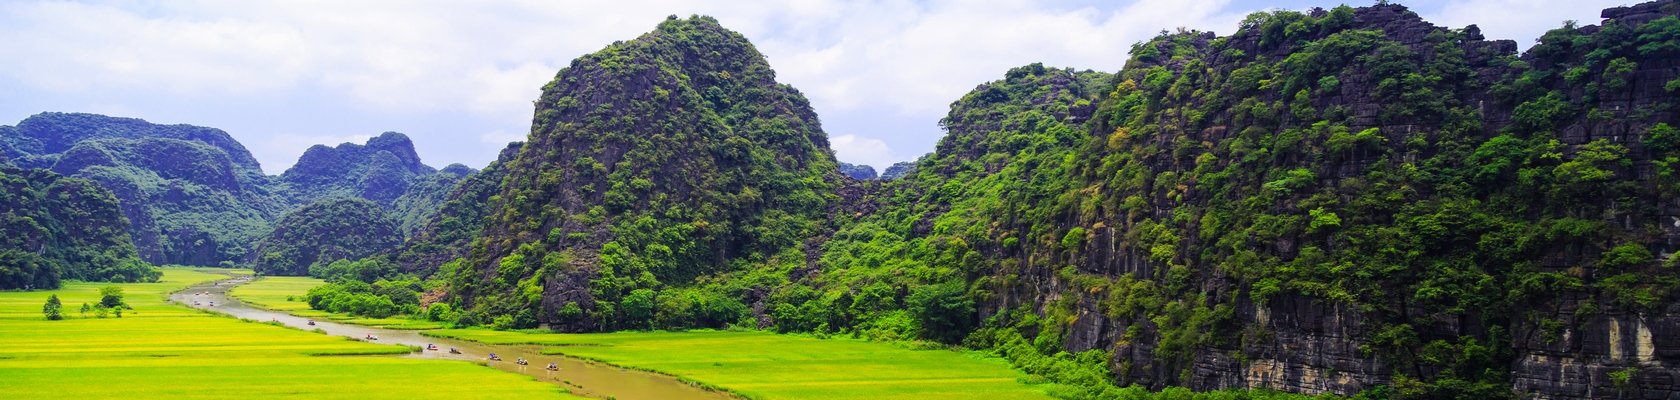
[280,132,438,206]
[446,15,839,330]
[392,163,475,236]
[0,113,284,265]
[432,3,1680,399]
[389,142,523,276]
[819,3,1680,399]
[0,167,157,289]
[838,162,878,180]
[249,197,402,276]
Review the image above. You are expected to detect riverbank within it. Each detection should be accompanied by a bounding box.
[0,268,579,399]
[228,276,443,329]
[182,273,730,400]
[426,329,1061,400]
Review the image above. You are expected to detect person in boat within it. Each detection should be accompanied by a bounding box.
[546,362,558,371]
[516,357,528,365]
[488,353,500,361]
[306,320,315,326]
[365,334,377,340]
[449,348,461,354]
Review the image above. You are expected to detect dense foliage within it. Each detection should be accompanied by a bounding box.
[390,143,523,276]
[249,197,402,276]
[0,112,284,265]
[447,15,840,331]
[392,163,474,236]
[279,132,440,208]
[433,4,1680,398]
[0,115,470,267]
[0,167,158,289]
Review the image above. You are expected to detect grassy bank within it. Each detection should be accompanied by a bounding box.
[0,268,577,399]
[426,329,1059,400]
[228,276,442,330]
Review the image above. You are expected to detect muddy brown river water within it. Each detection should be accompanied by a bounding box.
[169,276,735,400]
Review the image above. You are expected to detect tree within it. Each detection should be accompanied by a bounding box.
[42,294,63,320]
[99,286,125,308]
[908,281,977,344]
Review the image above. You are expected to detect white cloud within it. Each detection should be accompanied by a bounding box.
[830,133,896,170]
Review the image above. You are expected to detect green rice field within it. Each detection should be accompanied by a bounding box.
[427,329,1060,400]
[0,268,578,399]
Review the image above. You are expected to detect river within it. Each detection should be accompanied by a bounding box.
[168,276,735,400]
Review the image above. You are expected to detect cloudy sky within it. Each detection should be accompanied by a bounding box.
[0,0,1626,173]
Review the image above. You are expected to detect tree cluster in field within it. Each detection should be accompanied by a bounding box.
[41,286,131,320]
[303,258,425,318]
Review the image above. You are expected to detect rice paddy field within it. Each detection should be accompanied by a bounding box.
[228,276,443,329]
[427,329,1060,400]
[0,268,578,399]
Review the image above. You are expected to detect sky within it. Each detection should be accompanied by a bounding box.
[0,0,1630,174]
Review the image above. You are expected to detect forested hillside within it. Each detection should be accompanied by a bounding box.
[0,113,283,265]
[0,115,474,268]
[248,197,402,276]
[0,167,157,289]
[446,15,840,331]
[7,1,1680,398]
[430,4,1680,399]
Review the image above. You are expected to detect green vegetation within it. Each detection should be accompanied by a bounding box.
[278,131,443,212]
[230,275,444,330]
[390,142,522,277]
[428,329,1056,400]
[2,112,283,265]
[447,15,840,332]
[40,294,62,320]
[0,268,577,399]
[392,164,474,236]
[250,198,402,276]
[431,7,1680,399]
[0,166,158,289]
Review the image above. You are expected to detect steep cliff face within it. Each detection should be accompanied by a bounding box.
[0,113,282,265]
[869,3,1680,398]
[449,15,838,330]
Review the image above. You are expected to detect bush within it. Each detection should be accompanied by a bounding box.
[42,294,63,320]
[98,286,125,308]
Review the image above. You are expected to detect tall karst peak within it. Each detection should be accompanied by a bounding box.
[450,15,839,331]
